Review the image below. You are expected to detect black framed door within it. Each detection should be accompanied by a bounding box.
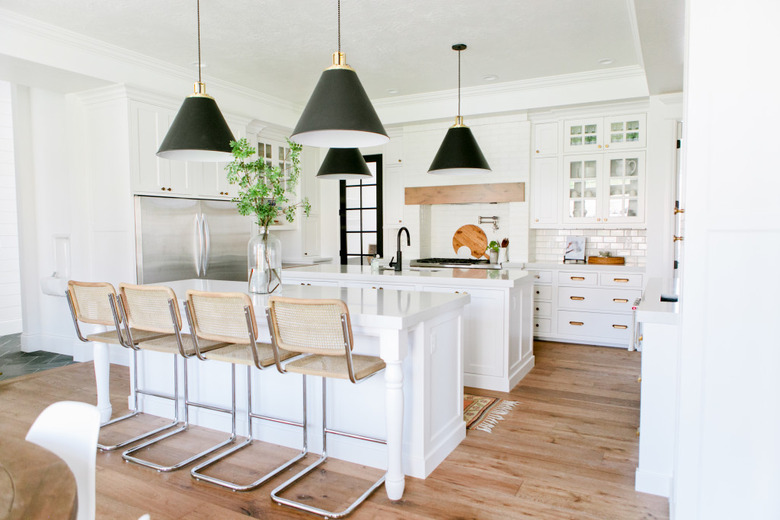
[339,154,383,265]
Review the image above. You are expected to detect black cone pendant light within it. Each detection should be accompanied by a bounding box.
[428,44,491,175]
[291,0,388,149]
[316,148,373,180]
[157,0,235,161]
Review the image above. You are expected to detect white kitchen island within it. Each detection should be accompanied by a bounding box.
[108,279,468,501]
[283,265,535,392]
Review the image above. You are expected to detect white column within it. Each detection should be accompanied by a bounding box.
[92,343,112,423]
[379,328,407,501]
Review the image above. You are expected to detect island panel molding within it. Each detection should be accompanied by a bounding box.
[405,182,525,205]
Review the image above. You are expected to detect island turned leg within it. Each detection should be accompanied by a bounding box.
[380,330,407,501]
[93,342,112,423]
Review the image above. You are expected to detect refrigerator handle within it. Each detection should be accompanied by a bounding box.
[195,215,203,277]
[202,214,211,277]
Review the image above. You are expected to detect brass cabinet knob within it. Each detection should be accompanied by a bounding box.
[167,187,172,191]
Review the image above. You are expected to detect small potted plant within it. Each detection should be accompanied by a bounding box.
[226,137,311,294]
[487,240,500,264]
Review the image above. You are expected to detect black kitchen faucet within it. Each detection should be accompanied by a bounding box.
[389,227,410,272]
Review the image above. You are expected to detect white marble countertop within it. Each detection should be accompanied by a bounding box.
[282,264,533,289]
[523,262,647,272]
[163,279,469,331]
[635,277,680,325]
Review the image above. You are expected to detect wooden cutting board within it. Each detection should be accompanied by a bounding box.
[452,225,489,259]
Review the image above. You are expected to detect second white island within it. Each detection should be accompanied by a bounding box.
[283,265,535,392]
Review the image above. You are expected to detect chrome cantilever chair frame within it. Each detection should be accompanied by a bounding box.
[118,285,234,472]
[186,293,307,491]
[64,282,175,451]
[265,298,387,519]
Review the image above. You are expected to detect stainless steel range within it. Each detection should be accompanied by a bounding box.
[410,258,501,269]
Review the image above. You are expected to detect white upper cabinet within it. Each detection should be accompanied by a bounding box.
[530,156,560,227]
[563,151,645,225]
[563,114,646,153]
[533,122,559,156]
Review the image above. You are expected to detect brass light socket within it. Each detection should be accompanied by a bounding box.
[328,51,354,71]
[452,116,466,128]
[189,82,214,99]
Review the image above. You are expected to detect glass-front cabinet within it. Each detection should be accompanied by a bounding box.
[563,151,645,225]
[563,155,602,224]
[563,114,646,153]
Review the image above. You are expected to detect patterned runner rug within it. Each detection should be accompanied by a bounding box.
[463,394,519,433]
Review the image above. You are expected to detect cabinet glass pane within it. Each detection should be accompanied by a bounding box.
[611,133,624,143]
[570,125,582,135]
[610,159,624,177]
[569,162,582,179]
[584,124,597,135]
[584,161,597,178]
[627,120,640,131]
[611,122,624,131]
[609,198,627,217]
[627,132,639,142]
[583,200,597,217]
[584,135,597,144]
[569,181,582,198]
[570,136,582,146]
[626,158,639,176]
[627,199,638,217]
[570,200,582,218]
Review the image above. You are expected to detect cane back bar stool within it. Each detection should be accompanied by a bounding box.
[65,280,170,451]
[185,290,306,491]
[266,296,387,519]
[117,283,233,472]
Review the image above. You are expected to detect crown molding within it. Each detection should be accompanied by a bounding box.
[0,8,301,116]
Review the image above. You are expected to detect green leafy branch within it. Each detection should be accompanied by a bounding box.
[225,137,311,234]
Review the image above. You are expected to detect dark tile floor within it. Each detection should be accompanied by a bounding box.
[0,333,75,382]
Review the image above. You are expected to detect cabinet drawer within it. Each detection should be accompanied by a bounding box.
[529,270,553,284]
[558,287,642,312]
[558,310,633,342]
[599,272,644,288]
[533,318,551,334]
[558,271,598,286]
[533,285,552,300]
[533,301,552,317]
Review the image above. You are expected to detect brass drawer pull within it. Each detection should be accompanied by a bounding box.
[613,298,629,303]
[612,324,628,329]
[613,278,629,283]
[569,321,584,326]
[570,276,585,281]
[570,296,585,301]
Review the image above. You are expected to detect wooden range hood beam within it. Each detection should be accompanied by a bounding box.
[405,182,525,205]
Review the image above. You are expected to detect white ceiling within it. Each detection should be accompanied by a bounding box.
[0,0,684,104]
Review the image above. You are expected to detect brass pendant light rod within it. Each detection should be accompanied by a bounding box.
[453,43,466,127]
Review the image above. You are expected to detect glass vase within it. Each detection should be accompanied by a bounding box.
[248,231,282,294]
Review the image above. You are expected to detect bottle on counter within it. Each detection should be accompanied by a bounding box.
[370,255,380,273]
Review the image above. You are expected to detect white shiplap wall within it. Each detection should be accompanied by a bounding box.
[0,80,22,335]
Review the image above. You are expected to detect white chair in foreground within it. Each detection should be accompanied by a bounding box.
[26,401,101,520]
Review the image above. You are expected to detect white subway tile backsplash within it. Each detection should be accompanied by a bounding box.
[530,227,646,267]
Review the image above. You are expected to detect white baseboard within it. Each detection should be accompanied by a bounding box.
[0,320,22,336]
[635,467,672,497]
[508,354,536,391]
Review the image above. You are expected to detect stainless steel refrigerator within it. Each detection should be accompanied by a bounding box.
[134,196,253,284]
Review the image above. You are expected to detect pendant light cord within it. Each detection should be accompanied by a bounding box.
[337,0,341,54]
[197,0,202,84]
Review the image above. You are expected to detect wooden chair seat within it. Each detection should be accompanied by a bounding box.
[203,343,295,368]
[85,328,164,345]
[138,334,226,357]
[284,354,385,381]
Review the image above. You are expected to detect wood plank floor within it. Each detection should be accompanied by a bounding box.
[0,341,669,519]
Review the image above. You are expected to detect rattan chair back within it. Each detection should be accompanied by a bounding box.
[67,281,118,326]
[267,297,353,356]
[186,290,257,344]
[118,283,181,333]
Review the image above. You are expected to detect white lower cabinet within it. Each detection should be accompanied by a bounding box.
[528,265,644,348]
[423,286,504,379]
